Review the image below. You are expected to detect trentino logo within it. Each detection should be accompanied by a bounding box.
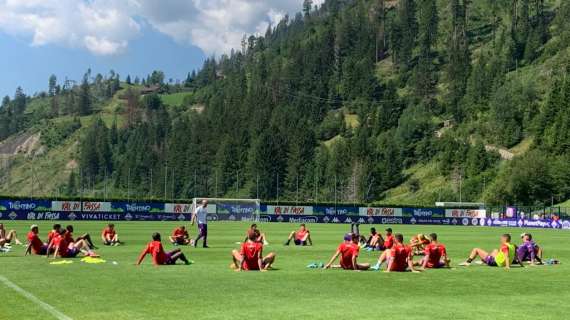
[126,204,151,212]
[9,201,36,210]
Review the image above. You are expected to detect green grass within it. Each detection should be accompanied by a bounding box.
[381,162,451,206]
[0,221,568,319]
[160,92,192,107]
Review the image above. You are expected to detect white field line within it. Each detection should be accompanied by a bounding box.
[0,275,73,320]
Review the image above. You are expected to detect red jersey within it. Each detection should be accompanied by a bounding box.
[240,241,263,270]
[64,231,74,243]
[295,229,308,241]
[27,232,44,254]
[384,235,394,249]
[172,228,188,238]
[338,242,360,269]
[47,230,58,244]
[389,244,412,272]
[424,243,447,268]
[52,234,69,257]
[138,241,168,265]
[102,228,115,238]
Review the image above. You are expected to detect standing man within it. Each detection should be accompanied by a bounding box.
[192,199,209,248]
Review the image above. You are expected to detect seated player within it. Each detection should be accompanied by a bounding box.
[459,234,523,269]
[47,224,62,244]
[137,232,190,266]
[244,224,269,245]
[0,223,23,248]
[65,225,97,249]
[410,234,430,256]
[517,233,542,265]
[231,230,276,272]
[47,229,97,259]
[169,226,192,246]
[284,224,312,246]
[418,233,450,269]
[101,224,120,246]
[324,233,370,271]
[380,228,394,251]
[25,225,48,256]
[372,233,419,272]
[365,227,384,251]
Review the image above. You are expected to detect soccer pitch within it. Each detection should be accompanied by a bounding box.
[1,221,569,320]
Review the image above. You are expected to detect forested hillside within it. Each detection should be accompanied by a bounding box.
[2,0,570,207]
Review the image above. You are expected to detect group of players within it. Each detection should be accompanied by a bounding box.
[23,223,117,258]
[233,222,545,272]
[3,214,546,272]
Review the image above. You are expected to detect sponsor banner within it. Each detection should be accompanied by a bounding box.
[112,202,165,213]
[480,218,568,229]
[216,203,257,215]
[0,200,51,212]
[52,201,82,212]
[445,209,486,219]
[409,216,453,225]
[403,207,445,218]
[0,210,191,222]
[82,201,112,212]
[266,205,313,215]
[313,206,359,216]
[3,209,568,229]
[359,207,402,217]
[165,203,193,214]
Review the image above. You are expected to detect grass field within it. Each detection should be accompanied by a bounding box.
[0,221,569,320]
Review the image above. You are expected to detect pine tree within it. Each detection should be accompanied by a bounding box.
[48,75,57,97]
[13,87,26,114]
[414,0,439,98]
[446,0,471,119]
[66,170,78,196]
[78,72,92,116]
[392,0,418,70]
[303,0,313,17]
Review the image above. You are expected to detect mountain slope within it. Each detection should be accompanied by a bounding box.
[2,0,570,207]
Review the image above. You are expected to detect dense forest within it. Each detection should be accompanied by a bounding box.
[2,0,570,207]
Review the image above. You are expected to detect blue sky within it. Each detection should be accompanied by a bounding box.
[0,0,323,98]
[0,28,205,97]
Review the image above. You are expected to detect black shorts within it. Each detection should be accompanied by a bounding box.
[294,239,307,246]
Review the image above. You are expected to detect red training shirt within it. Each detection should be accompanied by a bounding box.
[27,231,44,254]
[240,241,263,270]
[137,241,168,265]
[384,234,394,249]
[338,242,360,270]
[424,243,446,268]
[389,244,412,272]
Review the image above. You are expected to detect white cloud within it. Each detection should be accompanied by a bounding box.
[0,0,324,56]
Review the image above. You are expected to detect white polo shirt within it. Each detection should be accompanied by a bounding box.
[195,206,208,225]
